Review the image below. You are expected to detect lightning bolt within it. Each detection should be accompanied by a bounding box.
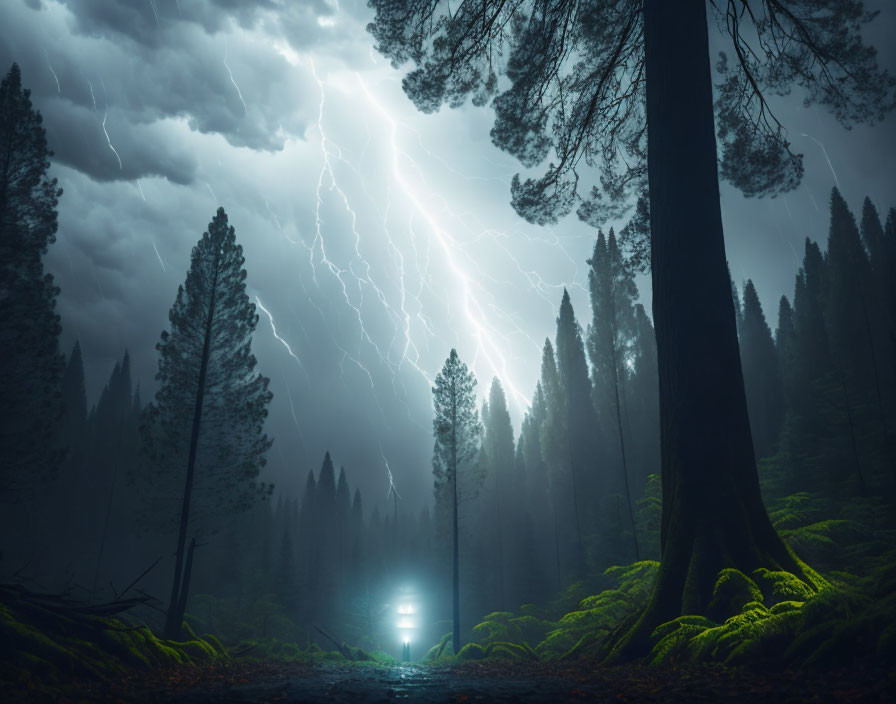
[255,296,305,372]
[356,75,532,410]
[102,110,123,171]
[268,54,584,428]
[87,79,97,111]
[307,57,396,391]
[43,49,60,94]
[380,441,401,501]
[224,45,248,116]
[800,133,839,188]
[151,240,166,272]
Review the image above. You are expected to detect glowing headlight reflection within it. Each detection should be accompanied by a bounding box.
[395,589,419,652]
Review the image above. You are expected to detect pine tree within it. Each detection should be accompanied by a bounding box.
[554,290,595,571]
[826,189,879,397]
[588,230,640,560]
[775,296,797,407]
[335,466,351,605]
[791,238,864,491]
[859,196,896,465]
[91,350,138,598]
[480,378,515,609]
[628,304,659,503]
[298,468,318,631]
[432,349,481,653]
[825,190,887,486]
[730,266,744,336]
[142,207,273,639]
[0,63,65,494]
[537,340,569,584]
[317,452,337,524]
[739,280,783,459]
[519,383,557,595]
[313,451,337,628]
[60,342,87,443]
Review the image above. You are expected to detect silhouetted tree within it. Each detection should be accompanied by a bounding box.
[588,230,639,560]
[0,63,64,494]
[627,304,659,505]
[740,280,783,459]
[142,207,273,639]
[432,349,481,653]
[555,291,595,572]
[537,339,571,583]
[480,378,515,609]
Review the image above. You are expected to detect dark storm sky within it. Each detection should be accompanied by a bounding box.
[2,0,894,512]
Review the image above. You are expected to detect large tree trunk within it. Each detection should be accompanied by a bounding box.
[612,0,821,658]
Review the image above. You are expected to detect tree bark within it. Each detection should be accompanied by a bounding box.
[451,397,461,654]
[164,260,219,640]
[171,537,198,638]
[612,0,821,659]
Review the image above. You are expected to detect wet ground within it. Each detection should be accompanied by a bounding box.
[98,660,895,703]
[164,663,604,703]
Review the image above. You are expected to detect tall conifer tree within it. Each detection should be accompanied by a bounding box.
[143,207,273,638]
[432,349,481,653]
[555,290,595,570]
[480,378,515,609]
[588,230,640,560]
[0,63,64,493]
[740,280,783,459]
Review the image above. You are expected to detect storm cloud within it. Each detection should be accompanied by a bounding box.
[1,0,894,509]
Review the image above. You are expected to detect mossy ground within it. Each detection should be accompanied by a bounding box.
[0,589,226,699]
[439,491,896,670]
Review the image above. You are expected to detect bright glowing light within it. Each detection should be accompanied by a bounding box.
[397,604,415,615]
[356,76,532,411]
[398,618,415,630]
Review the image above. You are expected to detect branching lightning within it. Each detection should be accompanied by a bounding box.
[380,441,401,502]
[801,133,840,188]
[43,49,60,94]
[87,79,97,111]
[356,74,532,410]
[223,44,248,116]
[102,110,123,171]
[255,296,305,372]
[151,240,166,272]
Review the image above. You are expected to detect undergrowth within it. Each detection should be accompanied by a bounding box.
[440,490,896,669]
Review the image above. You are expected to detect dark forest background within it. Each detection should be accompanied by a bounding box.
[3,53,893,657]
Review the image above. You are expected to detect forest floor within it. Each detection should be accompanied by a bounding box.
[57,658,895,703]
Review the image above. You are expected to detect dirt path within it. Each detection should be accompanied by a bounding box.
[70,659,894,703]
[165,663,601,703]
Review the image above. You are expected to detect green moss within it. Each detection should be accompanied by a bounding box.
[424,632,454,661]
[347,646,373,662]
[201,633,227,657]
[0,590,227,689]
[456,643,486,660]
[769,600,803,615]
[752,568,815,604]
[368,649,398,664]
[482,641,535,660]
[707,569,763,621]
